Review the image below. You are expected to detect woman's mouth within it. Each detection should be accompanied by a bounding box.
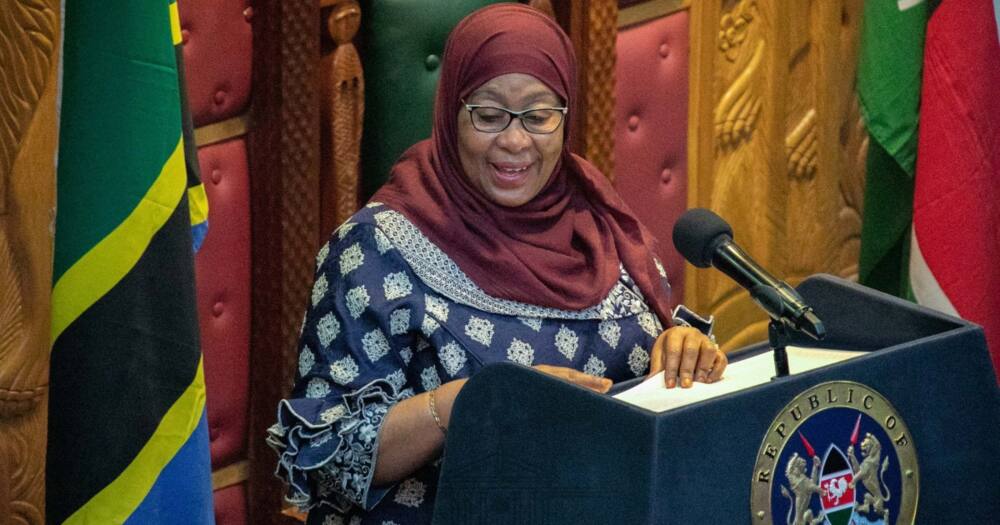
[490,162,533,188]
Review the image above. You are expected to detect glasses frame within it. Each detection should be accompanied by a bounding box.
[461,100,568,135]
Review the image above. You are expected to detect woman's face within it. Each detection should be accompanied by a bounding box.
[457,73,565,207]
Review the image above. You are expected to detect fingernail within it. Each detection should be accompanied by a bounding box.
[682,377,692,388]
[666,378,676,388]
[695,371,706,382]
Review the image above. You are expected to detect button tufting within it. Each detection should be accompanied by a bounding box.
[244,6,254,22]
[661,168,673,184]
[628,115,639,131]
[181,28,190,45]
[214,90,227,106]
[213,301,224,317]
[211,168,222,185]
[658,43,670,58]
[425,54,440,71]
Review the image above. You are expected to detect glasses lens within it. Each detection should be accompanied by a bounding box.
[470,107,511,132]
[520,109,563,134]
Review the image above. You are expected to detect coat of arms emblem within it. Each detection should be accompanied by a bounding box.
[751,381,918,524]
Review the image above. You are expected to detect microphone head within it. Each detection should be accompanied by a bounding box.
[672,208,734,268]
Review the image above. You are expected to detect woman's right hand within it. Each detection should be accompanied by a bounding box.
[534,364,612,393]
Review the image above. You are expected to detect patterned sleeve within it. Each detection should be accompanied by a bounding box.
[267,222,414,514]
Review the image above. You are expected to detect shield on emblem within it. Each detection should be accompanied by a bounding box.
[820,444,855,525]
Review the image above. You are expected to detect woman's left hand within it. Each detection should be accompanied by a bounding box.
[647,326,727,388]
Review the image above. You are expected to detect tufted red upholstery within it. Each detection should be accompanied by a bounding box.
[194,138,251,470]
[179,0,253,127]
[179,1,253,524]
[613,11,690,306]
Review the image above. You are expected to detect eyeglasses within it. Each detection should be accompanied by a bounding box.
[462,100,568,134]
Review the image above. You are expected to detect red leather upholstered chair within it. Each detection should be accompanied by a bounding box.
[614,8,690,306]
[178,1,253,524]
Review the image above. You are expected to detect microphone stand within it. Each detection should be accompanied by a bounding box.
[768,319,791,378]
[750,284,819,379]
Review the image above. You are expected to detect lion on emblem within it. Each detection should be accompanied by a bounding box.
[848,433,891,522]
[780,453,825,525]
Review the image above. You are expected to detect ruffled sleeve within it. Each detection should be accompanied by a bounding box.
[267,219,419,513]
[267,380,405,512]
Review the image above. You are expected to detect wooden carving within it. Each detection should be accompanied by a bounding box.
[319,0,364,238]
[0,0,60,521]
[687,0,866,350]
[786,108,818,180]
[714,39,763,150]
[717,0,755,62]
[831,0,867,282]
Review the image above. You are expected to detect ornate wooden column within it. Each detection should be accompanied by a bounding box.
[686,0,866,350]
[247,0,321,523]
[554,0,619,180]
[0,0,60,521]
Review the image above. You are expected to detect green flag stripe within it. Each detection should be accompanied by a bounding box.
[54,1,182,280]
[51,138,186,343]
[66,360,206,524]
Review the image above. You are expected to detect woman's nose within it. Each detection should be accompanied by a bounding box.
[496,118,532,151]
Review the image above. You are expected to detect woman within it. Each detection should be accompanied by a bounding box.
[268,4,726,524]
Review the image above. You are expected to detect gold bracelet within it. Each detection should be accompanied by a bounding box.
[427,389,447,435]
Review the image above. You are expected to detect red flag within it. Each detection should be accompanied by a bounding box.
[909,0,1000,381]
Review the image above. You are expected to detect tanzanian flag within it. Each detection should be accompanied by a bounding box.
[47,1,214,523]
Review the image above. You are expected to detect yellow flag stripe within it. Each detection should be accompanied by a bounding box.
[188,183,209,226]
[169,1,182,46]
[51,138,186,343]
[65,359,208,524]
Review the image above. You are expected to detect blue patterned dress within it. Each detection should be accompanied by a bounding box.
[267,203,706,525]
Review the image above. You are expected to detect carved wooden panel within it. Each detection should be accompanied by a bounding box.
[0,0,60,522]
[686,0,865,350]
[248,0,320,524]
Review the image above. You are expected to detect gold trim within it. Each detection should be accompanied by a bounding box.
[618,0,690,29]
[194,114,250,148]
[212,459,250,490]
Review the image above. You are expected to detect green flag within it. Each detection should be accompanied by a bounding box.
[857,0,928,297]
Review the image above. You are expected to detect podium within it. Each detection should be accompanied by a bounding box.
[432,275,1000,524]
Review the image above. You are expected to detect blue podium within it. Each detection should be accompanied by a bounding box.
[433,275,1000,524]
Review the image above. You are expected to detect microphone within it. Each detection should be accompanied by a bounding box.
[672,208,824,341]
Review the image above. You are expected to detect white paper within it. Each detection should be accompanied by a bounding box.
[613,346,866,413]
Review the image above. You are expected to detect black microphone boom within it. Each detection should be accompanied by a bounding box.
[672,208,825,341]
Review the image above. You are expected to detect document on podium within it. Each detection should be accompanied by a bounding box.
[614,346,866,413]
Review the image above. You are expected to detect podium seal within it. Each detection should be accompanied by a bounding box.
[750,381,918,525]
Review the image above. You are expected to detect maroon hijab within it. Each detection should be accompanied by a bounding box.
[373,3,672,322]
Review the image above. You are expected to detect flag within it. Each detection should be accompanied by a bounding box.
[176,43,210,253]
[47,1,215,523]
[856,0,928,297]
[909,0,1000,377]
